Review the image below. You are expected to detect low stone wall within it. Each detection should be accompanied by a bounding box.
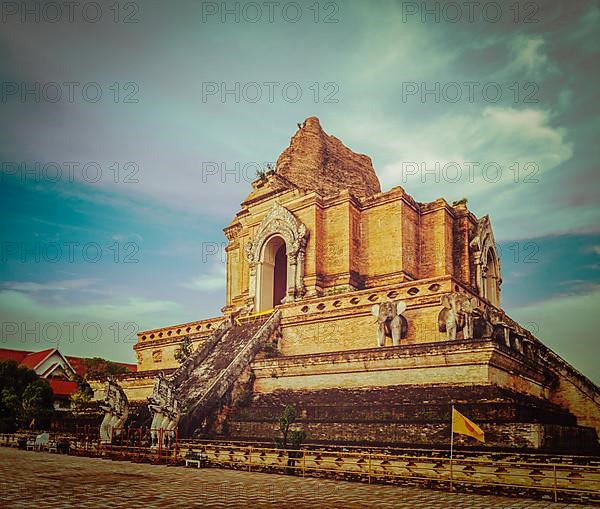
[180,441,600,504]
[89,371,168,402]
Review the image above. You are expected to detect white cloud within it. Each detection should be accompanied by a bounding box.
[583,245,600,256]
[0,290,183,362]
[181,264,226,292]
[112,233,144,242]
[2,278,98,293]
[503,35,554,79]
[380,106,572,193]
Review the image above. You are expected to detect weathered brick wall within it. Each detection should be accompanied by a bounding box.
[401,199,420,280]
[320,199,352,288]
[452,205,477,288]
[544,351,600,433]
[227,385,597,451]
[227,421,596,451]
[233,385,576,425]
[420,201,454,279]
[359,196,404,285]
[274,116,381,200]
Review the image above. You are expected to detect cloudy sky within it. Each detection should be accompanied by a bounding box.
[0,0,598,382]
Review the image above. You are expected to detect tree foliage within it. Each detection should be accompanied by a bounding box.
[83,357,129,380]
[70,374,94,408]
[21,379,53,424]
[0,360,54,431]
[275,405,306,450]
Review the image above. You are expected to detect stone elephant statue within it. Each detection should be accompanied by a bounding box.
[371,300,408,347]
[438,293,478,340]
[470,304,503,341]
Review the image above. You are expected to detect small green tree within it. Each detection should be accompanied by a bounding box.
[262,342,279,358]
[0,360,54,431]
[21,379,54,426]
[255,168,267,182]
[70,375,94,408]
[0,387,20,432]
[276,405,296,449]
[275,405,306,473]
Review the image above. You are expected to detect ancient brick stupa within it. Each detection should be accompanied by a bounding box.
[98,117,600,452]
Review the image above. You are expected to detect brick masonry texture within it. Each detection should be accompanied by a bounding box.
[275,116,381,199]
[228,385,597,450]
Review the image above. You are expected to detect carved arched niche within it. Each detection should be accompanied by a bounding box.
[470,215,502,307]
[246,202,309,311]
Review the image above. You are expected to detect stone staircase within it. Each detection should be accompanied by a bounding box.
[174,311,280,435]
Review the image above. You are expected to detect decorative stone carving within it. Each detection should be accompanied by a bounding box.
[470,215,502,307]
[147,371,180,448]
[170,318,233,388]
[461,296,477,340]
[371,300,408,347]
[475,304,532,355]
[438,293,478,340]
[246,202,309,306]
[174,335,193,364]
[485,306,509,345]
[99,377,129,444]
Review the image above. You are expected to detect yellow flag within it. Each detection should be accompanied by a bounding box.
[452,408,485,443]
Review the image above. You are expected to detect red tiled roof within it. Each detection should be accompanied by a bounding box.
[0,348,31,363]
[0,348,137,375]
[20,348,55,370]
[65,356,86,376]
[48,379,78,397]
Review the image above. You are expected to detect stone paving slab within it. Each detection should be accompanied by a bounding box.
[0,448,596,508]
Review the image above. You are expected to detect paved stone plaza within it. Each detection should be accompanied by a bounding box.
[0,448,597,508]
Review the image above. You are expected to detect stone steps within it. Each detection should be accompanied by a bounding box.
[176,312,280,435]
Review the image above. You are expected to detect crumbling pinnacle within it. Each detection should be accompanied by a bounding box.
[275,117,381,198]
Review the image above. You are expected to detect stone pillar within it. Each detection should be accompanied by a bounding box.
[285,255,297,303]
[295,250,306,299]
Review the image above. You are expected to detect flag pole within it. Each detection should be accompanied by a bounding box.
[450,405,454,492]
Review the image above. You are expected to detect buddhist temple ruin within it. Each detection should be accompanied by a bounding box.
[97,117,600,452]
